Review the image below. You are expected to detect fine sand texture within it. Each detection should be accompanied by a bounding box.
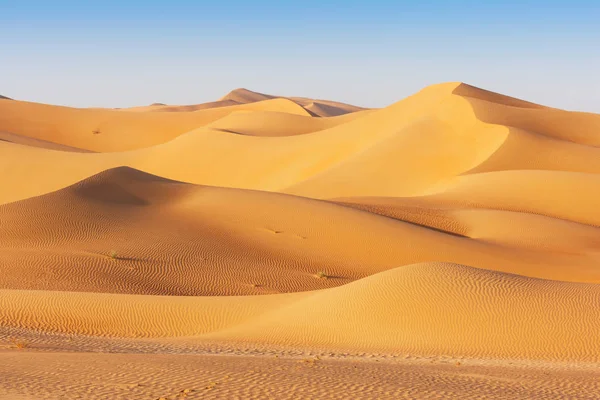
[2,82,600,399]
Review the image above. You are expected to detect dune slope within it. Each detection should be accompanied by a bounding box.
[4,166,600,301]
[2,263,600,361]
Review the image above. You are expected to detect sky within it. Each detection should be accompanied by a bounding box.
[1,0,599,111]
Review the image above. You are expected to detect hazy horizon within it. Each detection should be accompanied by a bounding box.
[2,0,599,112]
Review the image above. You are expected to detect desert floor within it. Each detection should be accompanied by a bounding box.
[1,83,600,399]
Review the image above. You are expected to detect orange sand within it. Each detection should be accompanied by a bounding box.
[2,83,600,399]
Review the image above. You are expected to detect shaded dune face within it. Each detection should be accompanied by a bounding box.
[2,82,600,362]
[0,131,93,152]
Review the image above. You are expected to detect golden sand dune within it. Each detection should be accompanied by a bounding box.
[220,88,367,117]
[0,141,114,205]
[219,87,275,103]
[3,82,600,398]
[455,84,600,146]
[123,83,504,197]
[292,98,367,117]
[8,81,597,204]
[123,99,240,112]
[0,97,310,152]
[2,263,600,361]
[3,166,600,298]
[0,167,359,295]
[206,109,372,137]
[429,170,600,226]
[122,87,366,117]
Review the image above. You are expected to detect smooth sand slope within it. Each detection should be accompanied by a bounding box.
[2,82,600,398]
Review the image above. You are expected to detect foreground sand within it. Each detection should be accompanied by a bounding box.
[1,326,599,399]
[2,83,600,398]
[1,349,599,399]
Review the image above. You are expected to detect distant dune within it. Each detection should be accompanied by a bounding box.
[220,87,368,116]
[123,87,367,117]
[2,82,600,398]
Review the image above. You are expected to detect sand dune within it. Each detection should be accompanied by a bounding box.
[122,99,240,112]
[292,98,367,117]
[455,84,600,146]
[3,166,600,300]
[220,88,275,104]
[3,82,600,398]
[220,88,368,117]
[0,131,92,152]
[206,109,372,137]
[122,87,366,117]
[125,83,506,197]
[0,140,115,205]
[0,97,311,152]
[428,170,600,227]
[2,82,564,203]
[337,197,600,253]
[2,262,600,361]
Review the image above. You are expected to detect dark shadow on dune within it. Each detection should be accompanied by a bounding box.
[0,131,94,153]
[333,200,469,239]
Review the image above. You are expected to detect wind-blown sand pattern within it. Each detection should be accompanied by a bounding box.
[1,83,600,399]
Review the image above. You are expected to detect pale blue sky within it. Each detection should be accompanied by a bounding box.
[1,1,598,111]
